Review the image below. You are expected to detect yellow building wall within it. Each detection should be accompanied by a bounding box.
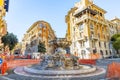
[0,0,4,6]
[0,0,7,53]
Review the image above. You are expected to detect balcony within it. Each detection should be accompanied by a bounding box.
[90,35,98,40]
[77,37,85,42]
[74,8,97,17]
[75,15,88,24]
[75,15,106,25]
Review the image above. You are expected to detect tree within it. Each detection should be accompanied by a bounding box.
[111,33,120,55]
[113,37,120,54]
[1,32,18,51]
[111,33,120,42]
[38,42,46,54]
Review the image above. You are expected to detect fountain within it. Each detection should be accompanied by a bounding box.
[14,38,105,78]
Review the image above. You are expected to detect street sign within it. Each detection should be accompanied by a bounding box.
[0,58,3,64]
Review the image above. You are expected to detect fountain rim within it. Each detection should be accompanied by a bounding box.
[23,65,96,75]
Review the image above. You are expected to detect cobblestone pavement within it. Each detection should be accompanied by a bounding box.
[4,74,106,80]
[0,76,8,80]
[1,58,120,80]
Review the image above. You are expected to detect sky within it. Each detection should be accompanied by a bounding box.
[5,0,120,42]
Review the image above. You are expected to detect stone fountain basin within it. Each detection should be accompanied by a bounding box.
[23,65,96,75]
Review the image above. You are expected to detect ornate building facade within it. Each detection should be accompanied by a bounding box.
[0,0,7,53]
[22,21,56,55]
[65,0,120,59]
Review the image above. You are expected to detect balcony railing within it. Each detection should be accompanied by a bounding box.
[77,37,85,41]
[75,15,106,25]
[90,35,98,40]
[75,15,88,24]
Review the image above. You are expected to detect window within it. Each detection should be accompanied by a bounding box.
[40,23,46,28]
[106,50,108,55]
[83,42,85,47]
[80,42,82,47]
[98,33,100,38]
[74,28,75,31]
[99,42,101,47]
[80,33,82,37]
[94,10,97,13]
[79,23,84,30]
[40,23,43,28]
[81,50,86,59]
[26,44,28,47]
[100,50,104,58]
[90,24,94,29]
[93,48,97,53]
[92,41,95,47]
[81,50,86,54]
[91,31,94,38]
[100,13,102,16]
[80,42,84,47]
[88,6,91,9]
[79,32,83,38]
[110,50,112,55]
[104,42,106,48]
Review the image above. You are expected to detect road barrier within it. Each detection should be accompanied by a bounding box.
[78,59,96,65]
[106,62,120,79]
[0,59,40,69]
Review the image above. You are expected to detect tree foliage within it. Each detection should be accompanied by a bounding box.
[38,42,46,53]
[1,32,18,50]
[111,34,120,41]
[111,33,120,54]
[113,37,120,49]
